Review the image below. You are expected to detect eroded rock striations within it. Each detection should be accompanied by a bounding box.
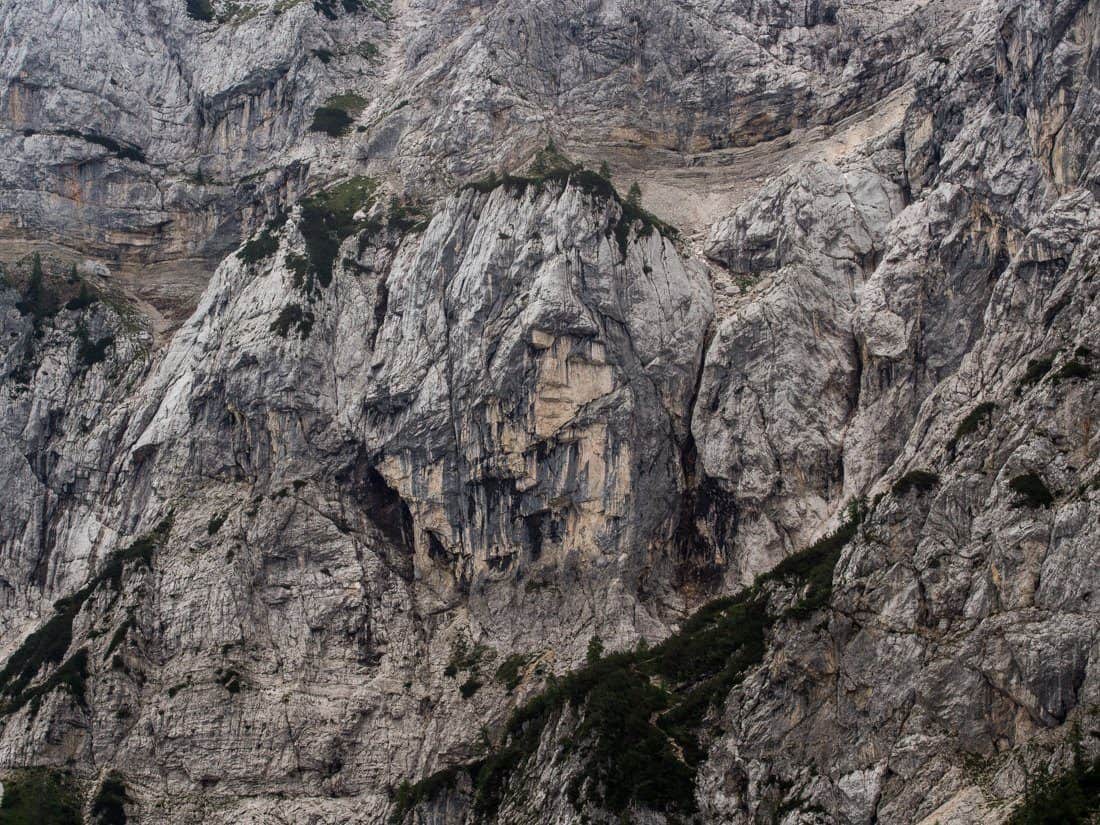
[0,0,1097,823]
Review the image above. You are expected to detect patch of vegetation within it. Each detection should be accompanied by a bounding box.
[464,143,677,259]
[104,615,135,659]
[217,1,261,23]
[891,469,940,497]
[309,93,369,137]
[444,638,489,679]
[216,667,242,693]
[185,0,214,20]
[948,402,996,453]
[270,304,315,338]
[391,767,469,824]
[1051,359,1092,382]
[91,771,129,825]
[65,282,99,312]
[312,0,387,19]
[237,214,285,264]
[1008,751,1100,825]
[395,500,869,820]
[100,516,173,593]
[355,40,380,60]
[25,649,89,715]
[459,677,483,699]
[1019,356,1054,389]
[207,512,228,535]
[1009,472,1055,508]
[296,176,379,291]
[0,517,171,716]
[15,253,59,328]
[75,323,115,368]
[0,602,83,713]
[494,653,531,692]
[309,107,353,137]
[285,253,310,290]
[386,196,430,233]
[0,768,82,825]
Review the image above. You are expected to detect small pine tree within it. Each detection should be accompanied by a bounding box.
[66,282,97,312]
[67,263,79,284]
[598,161,611,180]
[531,144,554,176]
[586,635,604,665]
[17,252,57,323]
[626,182,642,207]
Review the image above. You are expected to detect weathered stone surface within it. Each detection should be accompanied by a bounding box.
[1,0,1099,823]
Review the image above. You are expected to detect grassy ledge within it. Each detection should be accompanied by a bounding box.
[463,144,678,258]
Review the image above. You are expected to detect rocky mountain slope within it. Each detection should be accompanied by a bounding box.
[0,0,1097,822]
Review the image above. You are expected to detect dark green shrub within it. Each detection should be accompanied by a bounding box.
[310,106,354,137]
[1019,356,1054,389]
[462,144,677,258]
[309,93,368,137]
[65,283,98,311]
[238,228,279,264]
[0,602,79,708]
[494,653,530,691]
[949,402,996,452]
[0,768,82,825]
[1052,360,1092,382]
[386,197,430,232]
[1009,472,1054,508]
[98,516,172,592]
[16,253,58,326]
[1008,755,1100,824]
[76,325,114,367]
[312,0,372,19]
[186,0,214,20]
[459,678,483,698]
[207,513,227,535]
[389,767,468,824]
[270,304,315,338]
[296,176,379,290]
[892,469,940,496]
[216,668,242,693]
[0,517,171,713]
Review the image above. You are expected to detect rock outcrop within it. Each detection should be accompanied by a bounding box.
[0,0,1098,823]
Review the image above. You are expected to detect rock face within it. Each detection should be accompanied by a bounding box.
[1,0,1099,823]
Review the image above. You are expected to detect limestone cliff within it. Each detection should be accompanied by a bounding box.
[0,0,1097,823]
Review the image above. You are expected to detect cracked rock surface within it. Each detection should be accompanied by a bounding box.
[1,0,1099,823]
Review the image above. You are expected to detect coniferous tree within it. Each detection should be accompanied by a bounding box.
[17,252,57,323]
